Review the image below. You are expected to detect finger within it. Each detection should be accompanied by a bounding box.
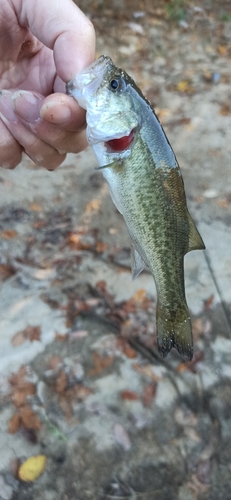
[0,91,66,169]
[17,0,96,81]
[0,119,22,169]
[38,93,86,131]
[12,90,88,153]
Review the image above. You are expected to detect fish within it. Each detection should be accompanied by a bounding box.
[66,55,205,360]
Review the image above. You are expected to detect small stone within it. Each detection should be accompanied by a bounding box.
[202,189,218,198]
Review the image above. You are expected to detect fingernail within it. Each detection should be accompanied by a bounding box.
[12,90,43,123]
[0,90,18,122]
[40,101,72,124]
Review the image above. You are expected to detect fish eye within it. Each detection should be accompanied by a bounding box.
[110,79,119,90]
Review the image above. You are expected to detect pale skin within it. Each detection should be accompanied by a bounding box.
[0,0,95,170]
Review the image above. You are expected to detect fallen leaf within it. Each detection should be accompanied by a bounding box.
[11,326,41,345]
[217,199,229,209]
[48,356,62,370]
[12,386,35,407]
[19,406,41,430]
[0,263,15,282]
[11,331,26,346]
[177,80,194,93]
[132,363,162,381]
[95,241,109,253]
[204,294,214,310]
[29,203,42,212]
[55,331,67,341]
[120,390,140,401]
[88,352,114,377]
[84,199,101,214]
[142,382,157,407]
[1,229,17,239]
[18,455,47,482]
[8,413,21,434]
[55,370,68,393]
[218,45,227,55]
[117,339,137,359]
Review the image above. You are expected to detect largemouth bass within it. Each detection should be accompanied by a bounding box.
[67,55,205,360]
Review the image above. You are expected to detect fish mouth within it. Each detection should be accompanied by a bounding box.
[105,128,136,153]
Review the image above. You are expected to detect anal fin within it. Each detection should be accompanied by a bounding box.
[187,213,205,252]
[131,244,148,280]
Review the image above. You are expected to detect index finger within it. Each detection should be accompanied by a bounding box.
[16,0,96,81]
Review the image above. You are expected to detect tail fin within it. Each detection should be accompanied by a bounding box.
[156,302,193,360]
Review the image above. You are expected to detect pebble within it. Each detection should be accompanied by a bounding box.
[202,188,219,198]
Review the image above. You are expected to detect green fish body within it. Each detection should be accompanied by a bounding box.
[67,55,205,359]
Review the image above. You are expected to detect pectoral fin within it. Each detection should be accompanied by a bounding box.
[187,213,205,252]
[131,244,148,280]
[95,160,123,172]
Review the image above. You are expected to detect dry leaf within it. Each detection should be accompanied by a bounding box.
[0,263,15,282]
[18,455,46,482]
[19,406,41,430]
[11,331,26,346]
[84,199,101,214]
[117,339,137,359]
[48,356,62,370]
[11,326,41,345]
[218,45,227,55]
[1,229,17,239]
[88,352,114,377]
[132,363,162,381]
[8,413,22,434]
[29,203,42,212]
[142,382,157,407]
[55,370,68,393]
[95,241,109,253]
[120,390,140,401]
[177,80,194,93]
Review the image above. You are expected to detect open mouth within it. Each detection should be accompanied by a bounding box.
[105,129,135,153]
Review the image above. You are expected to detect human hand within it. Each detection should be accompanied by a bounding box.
[0,0,95,170]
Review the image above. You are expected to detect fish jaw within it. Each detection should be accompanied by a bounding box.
[66,56,139,162]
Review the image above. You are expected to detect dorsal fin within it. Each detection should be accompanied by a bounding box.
[187,213,205,253]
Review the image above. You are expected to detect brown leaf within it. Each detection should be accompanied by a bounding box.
[29,203,42,212]
[0,263,15,282]
[1,229,17,239]
[11,326,41,345]
[88,352,114,377]
[142,382,157,407]
[20,406,41,430]
[117,339,137,359]
[95,241,109,253]
[8,412,22,434]
[55,370,68,393]
[55,331,67,341]
[132,363,162,381]
[204,294,214,310]
[12,383,36,407]
[48,356,62,370]
[120,390,140,401]
[11,331,26,346]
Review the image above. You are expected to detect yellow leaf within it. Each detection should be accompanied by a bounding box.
[176,80,194,93]
[84,199,101,214]
[18,455,47,482]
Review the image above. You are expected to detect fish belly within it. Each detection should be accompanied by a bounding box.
[102,135,193,359]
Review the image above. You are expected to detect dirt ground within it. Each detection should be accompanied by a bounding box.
[0,1,231,499]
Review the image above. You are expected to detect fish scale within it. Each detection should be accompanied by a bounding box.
[67,55,205,359]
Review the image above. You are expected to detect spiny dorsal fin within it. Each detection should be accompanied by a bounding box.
[187,213,205,253]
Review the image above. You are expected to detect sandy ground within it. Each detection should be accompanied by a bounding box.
[0,1,231,499]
